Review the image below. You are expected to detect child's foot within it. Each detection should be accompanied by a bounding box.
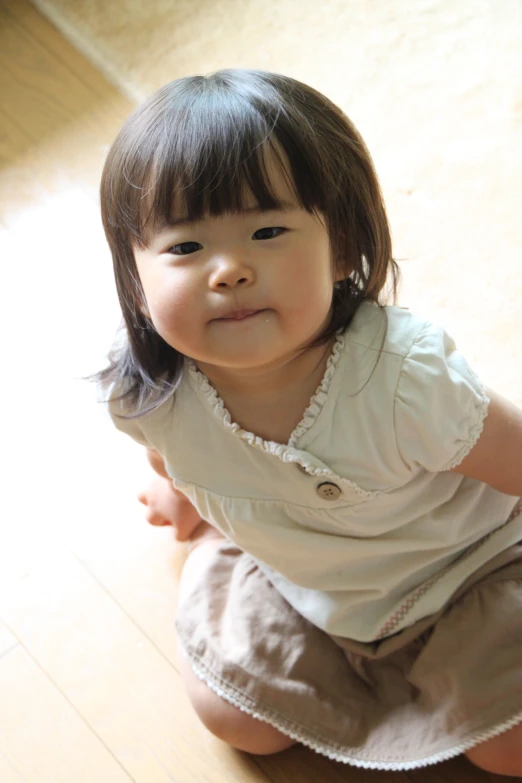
[138,476,208,542]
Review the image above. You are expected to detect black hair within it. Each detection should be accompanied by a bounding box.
[92,68,399,417]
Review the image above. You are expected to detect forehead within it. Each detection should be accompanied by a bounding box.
[143,148,301,239]
[158,200,296,231]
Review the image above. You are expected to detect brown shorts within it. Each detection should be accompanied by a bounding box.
[175,539,522,771]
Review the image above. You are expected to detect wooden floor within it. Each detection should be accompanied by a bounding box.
[0,1,514,780]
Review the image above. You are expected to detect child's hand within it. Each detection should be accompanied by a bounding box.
[138,477,204,541]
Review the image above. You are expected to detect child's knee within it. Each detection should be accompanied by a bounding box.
[179,653,295,755]
[465,727,522,776]
[194,687,293,754]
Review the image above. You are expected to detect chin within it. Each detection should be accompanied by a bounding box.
[216,349,286,370]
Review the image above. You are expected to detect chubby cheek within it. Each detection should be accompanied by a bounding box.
[283,263,334,324]
[143,275,199,352]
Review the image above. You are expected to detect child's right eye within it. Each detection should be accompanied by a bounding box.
[168,242,202,256]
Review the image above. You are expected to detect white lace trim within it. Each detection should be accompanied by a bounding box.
[181,645,522,771]
[186,332,345,456]
[287,333,345,447]
[444,381,491,471]
[186,333,379,499]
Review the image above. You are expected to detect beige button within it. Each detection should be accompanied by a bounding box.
[316,482,342,501]
[296,463,309,474]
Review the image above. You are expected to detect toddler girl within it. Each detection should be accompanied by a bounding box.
[96,69,522,774]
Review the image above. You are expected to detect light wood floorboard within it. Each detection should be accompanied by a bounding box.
[0,644,133,782]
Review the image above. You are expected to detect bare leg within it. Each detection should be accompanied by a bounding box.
[178,530,297,754]
[465,722,522,776]
[138,474,297,755]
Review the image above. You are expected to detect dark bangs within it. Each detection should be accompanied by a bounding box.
[95,69,398,418]
[102,72,326,250]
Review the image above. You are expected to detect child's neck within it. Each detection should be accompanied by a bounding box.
[196,338,335,445]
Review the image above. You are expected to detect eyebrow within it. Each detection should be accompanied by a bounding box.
[156,202,296,231]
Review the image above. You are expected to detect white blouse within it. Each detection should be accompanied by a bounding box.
[107,302,522,642]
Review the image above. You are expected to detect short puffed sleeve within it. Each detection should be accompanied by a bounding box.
[394,323,490,472]
[103,383,150,448]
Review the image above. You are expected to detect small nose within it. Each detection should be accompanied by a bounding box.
[209,255,254,290]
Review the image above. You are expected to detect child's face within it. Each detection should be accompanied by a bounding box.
[134,159,343,377]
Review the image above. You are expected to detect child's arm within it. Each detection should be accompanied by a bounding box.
[451,388,522,496]
[139,448,206,540]
[145,447,171,479]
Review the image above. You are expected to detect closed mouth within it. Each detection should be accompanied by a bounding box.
[217,309,265,321]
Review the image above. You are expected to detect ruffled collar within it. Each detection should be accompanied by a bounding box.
[186,331,345,459]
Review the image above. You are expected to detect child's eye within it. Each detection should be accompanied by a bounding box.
[167,241,202,256]
[252,227,286,241]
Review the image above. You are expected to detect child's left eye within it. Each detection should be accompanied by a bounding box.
[252,227,286,241]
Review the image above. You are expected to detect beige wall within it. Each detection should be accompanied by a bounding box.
[31,0,522,403]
